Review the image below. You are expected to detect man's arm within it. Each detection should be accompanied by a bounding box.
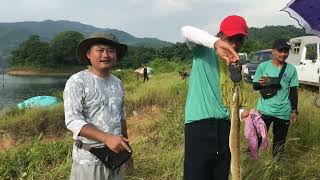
[181,26,219,49]
[289,68,299,112]
[289,86,298,111]
[181,25,239,63]
[289,86,298,125]
[63,78,130,153]
[289,68,299,124]
[79,125,131,153]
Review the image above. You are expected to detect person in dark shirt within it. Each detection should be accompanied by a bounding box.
[143,65,149,82]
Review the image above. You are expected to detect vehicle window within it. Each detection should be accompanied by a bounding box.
[293,42,301,54]
[250,51,272,64]
[306,43,317,61]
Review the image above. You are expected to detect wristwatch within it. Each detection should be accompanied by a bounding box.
[292,110,298,115]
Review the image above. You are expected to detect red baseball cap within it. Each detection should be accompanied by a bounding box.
[219,15,248,37]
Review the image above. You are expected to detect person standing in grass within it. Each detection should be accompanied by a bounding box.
[64,32,133,180]
[253,38,299,157]
[181,15,248,180]
[143,65,149,82]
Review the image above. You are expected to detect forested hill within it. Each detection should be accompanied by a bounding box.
[242,25,307,53]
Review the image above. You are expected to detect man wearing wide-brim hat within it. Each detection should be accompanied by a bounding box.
[76,32,127,65]
[63,32,133,180]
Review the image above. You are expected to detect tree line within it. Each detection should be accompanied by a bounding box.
[8,25,307,69]
[8,31,192,70]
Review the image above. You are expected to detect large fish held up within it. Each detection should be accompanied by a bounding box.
[229,84,241,180]
[229,62,242,180]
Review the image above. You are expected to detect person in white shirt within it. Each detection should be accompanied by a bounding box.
[64,32,132,180]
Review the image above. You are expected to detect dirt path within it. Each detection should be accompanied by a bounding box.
[0,134,14,151]
[127,106,163,143]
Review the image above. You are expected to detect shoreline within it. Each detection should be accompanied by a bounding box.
[3,66,87,77]
[7,70,74,77]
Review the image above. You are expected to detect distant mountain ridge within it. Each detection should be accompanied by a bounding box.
[0,20,173,67]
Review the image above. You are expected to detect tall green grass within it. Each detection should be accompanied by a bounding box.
[0,72,319,179]
[0,139,72,179]
[0,105,67,140]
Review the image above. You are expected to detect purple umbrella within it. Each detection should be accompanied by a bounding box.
[282,0,320,36]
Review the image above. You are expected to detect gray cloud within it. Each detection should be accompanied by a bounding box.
[0,0,299,42]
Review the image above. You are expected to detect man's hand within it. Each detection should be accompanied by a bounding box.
[241,110,250,122]
[124,156,133,174]
[103,134,131,153]
[214,39,239,64]
[259,77,267,86]
[290,112,298,125]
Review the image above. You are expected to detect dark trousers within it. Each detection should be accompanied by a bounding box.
[259,114,290,157]
[143,75,149,82]
[184,119,231,180]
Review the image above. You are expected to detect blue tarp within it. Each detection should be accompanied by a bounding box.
[17,96,60,109]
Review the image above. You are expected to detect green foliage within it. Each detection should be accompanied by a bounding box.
[51,31,84,66]
[242,39,265,54]
[6,25,307,71]
[8,35,53,68]
[155,42,192,61]
[112,69,137,83]
[241,25,306,53]
[148,58,189,74]
[118,46,157,69]
[117,42,191,70]
[149,58,177,73]
[8,32,85,69]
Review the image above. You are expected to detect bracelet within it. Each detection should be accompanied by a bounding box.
[292,110,298,115]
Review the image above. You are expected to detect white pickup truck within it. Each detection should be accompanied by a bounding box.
[286,36,320,87]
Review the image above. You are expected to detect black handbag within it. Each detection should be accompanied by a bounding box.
[260,63,287,99]
[75,140,132,170]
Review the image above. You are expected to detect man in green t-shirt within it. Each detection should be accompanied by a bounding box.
[253,38,299,157]
[181,15,248,180]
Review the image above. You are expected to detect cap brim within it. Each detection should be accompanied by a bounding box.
[76,38,127,64]
[223,30,248,37]
[274,46,291,50]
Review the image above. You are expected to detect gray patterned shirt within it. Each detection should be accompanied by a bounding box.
[64,69,125,165]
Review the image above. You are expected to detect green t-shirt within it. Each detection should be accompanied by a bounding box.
[185,45,229,124]
[253,60,299,120]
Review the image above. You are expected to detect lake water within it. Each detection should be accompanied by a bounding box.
[0,73,69,110]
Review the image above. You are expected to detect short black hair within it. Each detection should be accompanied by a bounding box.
[272,38,290,50]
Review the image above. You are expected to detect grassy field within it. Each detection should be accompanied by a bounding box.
[0,72,319,179]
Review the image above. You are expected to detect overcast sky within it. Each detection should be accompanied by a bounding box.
[0,0,298,42]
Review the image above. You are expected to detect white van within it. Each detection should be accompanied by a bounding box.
[286,36,320,86]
